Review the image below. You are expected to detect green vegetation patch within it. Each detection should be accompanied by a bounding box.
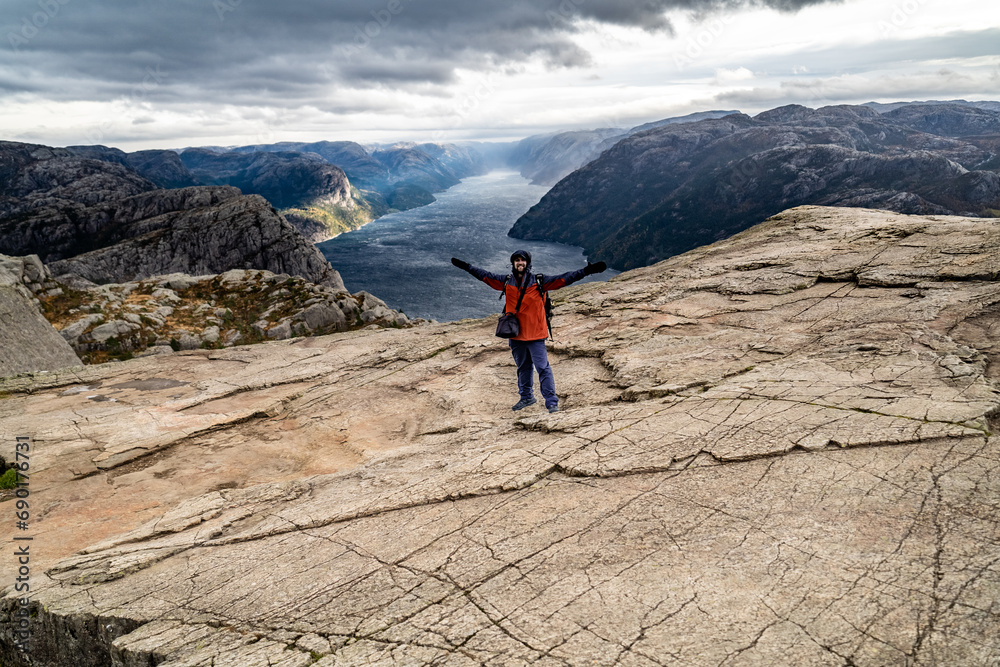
[280,186,387,238]
[0,468,19,490]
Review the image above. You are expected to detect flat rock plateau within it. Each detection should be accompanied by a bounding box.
[2,206,999,666]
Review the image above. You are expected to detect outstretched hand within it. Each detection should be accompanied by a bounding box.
[451,257,471,271]
[583,261,607,275]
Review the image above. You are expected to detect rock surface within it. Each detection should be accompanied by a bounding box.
[2,206,1000,666]
[0,254,81,376]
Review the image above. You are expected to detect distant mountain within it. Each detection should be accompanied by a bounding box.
[509,111,738,186]
[882,103,1000,139]
[178,149,352,210]
[509,103,1000,270]
[232,140,389,189]
[864,100,1000,114]
[510,128,625,187]
[414,142,489,180]
[1,142,156,214]
[177,148,374,241]
[64,145,199,189]
[371,146,460,193]
[226,139,488,237]
[124,150,199,189]
[625,110,742,135]
[231,139,486,199]
[45,138,501,244]
[458,140,520,171]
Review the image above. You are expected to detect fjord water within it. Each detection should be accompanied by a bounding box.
[319,171,616,322]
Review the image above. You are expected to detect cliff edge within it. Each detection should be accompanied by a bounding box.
[1,206,999,666]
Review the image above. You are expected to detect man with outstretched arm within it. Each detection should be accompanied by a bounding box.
[451,250,607,413]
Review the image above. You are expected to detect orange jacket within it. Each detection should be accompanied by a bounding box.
[467,261,588,341]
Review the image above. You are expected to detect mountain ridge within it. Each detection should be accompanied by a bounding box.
[509,103,1000,270]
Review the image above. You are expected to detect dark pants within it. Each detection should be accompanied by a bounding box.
[509,339,557,408]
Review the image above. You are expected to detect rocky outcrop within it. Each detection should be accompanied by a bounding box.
[0,254,81,376]
[510,103,1000,270]
[37,268,412,364]
[2,206,1000,666]
[0,142,155,215]
[42,187,345,289]
[1,142,347,289]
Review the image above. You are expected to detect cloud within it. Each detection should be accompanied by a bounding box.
[699,67,1000,109]
[0,0,837,100]
[5,0,995,149]
[715,66,754,84]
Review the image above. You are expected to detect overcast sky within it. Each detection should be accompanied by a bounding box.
[1,0,998,150]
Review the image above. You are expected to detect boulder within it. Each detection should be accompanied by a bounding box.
[297,302,346,331]
[0,254,82,377]
[87,320,140,343]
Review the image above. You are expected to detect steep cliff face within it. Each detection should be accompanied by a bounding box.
[44,187,344,289]
[0,143,346,290]
[509,111,739,187]
[178,149,353,210]
[178,147,386,241]
[510,103,1000,270]
[2,206,999,666]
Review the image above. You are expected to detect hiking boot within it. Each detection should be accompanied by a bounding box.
[547,404,559,413]
[512,398,536,411]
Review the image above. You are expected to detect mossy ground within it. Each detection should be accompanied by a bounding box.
[0,468,18,490]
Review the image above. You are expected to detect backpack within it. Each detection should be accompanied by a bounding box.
[502,273,554,340]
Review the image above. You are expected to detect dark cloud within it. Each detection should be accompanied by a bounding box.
[341,60,459,85]
[0,0,838,104]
